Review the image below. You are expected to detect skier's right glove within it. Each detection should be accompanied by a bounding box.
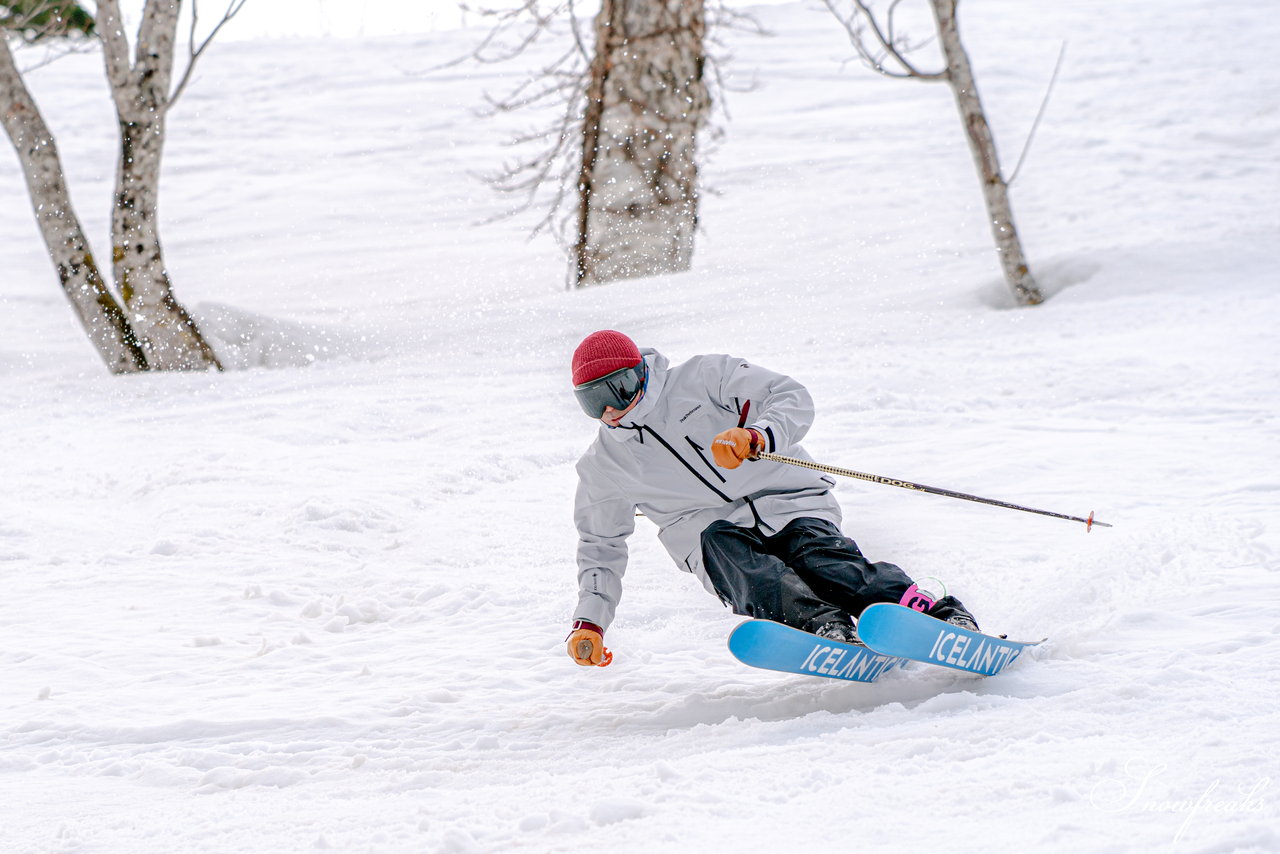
[566,620,613,667]
[712,427,765,469]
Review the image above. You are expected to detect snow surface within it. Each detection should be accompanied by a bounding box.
[2,1,1278,851]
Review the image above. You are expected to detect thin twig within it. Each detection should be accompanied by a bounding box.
[822,0,944,80]
[1008,40,1066,187]
[169,0,247,108]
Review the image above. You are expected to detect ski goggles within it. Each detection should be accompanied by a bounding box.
[573,362,647,419]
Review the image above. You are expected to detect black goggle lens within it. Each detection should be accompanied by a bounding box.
[574,363,646,419]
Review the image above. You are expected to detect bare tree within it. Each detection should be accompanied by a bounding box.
[96,0,232,369]
[1,1,243,373]
[1,33,147,372]
[573,0,709,286]
[463,0,751,288]
[823,0,1045,306]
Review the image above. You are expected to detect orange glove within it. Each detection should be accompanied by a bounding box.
[567,620,613,667]
[712,427,764,469]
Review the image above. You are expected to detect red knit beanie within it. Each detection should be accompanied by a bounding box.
[572,330,642,386]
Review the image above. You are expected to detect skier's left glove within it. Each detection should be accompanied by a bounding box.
[712,427,765,469]
[567,620,613,667]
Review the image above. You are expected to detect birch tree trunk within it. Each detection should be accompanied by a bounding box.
[0,36,148,373]
[98,0,221,369]
[574,0,709,287]
[930,0,1043,306]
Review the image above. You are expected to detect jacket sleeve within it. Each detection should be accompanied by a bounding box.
[715,355,815,453]
[572,448,636,632]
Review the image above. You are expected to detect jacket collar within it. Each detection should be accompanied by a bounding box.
[604,349,667,442]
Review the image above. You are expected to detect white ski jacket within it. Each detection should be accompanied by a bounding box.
[573,349,841,631]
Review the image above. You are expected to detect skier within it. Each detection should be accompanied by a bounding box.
[566,330,979,667]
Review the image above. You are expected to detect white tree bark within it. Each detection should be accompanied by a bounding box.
[930,0,1043,305]
[1,36,148,373]
[574,0,709,287]
[98,0,221,369]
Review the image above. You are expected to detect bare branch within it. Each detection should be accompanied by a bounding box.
[707,5,771,38]
[886,0,911,50]
[11,37,97,75]
[484,63,586,217]
[444,0,591,239]
[821,0,946,80]
[1007,40,1066,187]
[169,0,247,108]
[565,0,591,61]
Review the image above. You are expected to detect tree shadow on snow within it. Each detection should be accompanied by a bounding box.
[977,257,1103,310]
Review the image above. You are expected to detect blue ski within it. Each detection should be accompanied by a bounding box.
[857,603,1044,677]
[727,619,906,683]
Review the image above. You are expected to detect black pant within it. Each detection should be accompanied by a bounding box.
[700,517,916,633]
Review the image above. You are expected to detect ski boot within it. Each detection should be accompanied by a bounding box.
[927,596,980,633]
[901,577,980,633]
[814,620,860,645]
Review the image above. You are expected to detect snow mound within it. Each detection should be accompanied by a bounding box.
[196,302,367,370]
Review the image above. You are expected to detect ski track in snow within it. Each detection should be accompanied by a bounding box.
[1,1,1278,852]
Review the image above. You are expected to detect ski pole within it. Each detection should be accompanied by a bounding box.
[754,451,1111,531]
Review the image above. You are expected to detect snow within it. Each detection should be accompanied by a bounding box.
[2,1,1278,851]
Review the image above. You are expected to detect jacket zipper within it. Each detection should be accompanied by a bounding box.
[640,425,733,503]
[685,436,728,483]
